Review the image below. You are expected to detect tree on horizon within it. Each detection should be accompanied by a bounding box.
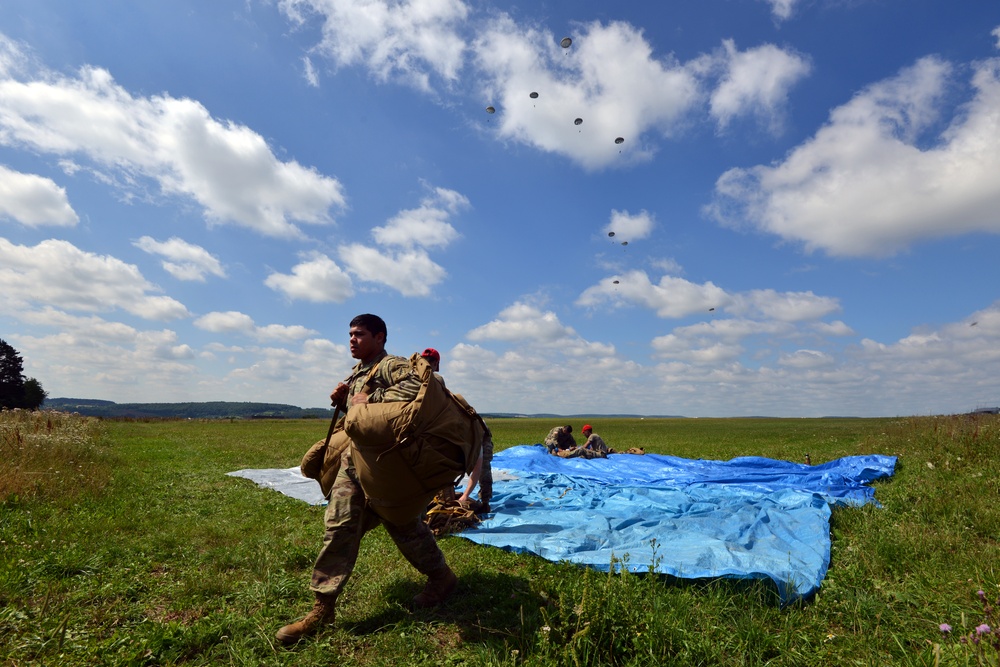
[0,339,47,410]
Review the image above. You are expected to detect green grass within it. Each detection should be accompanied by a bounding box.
[2,412,999,665]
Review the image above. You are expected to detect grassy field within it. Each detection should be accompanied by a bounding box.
[2,410,999,665]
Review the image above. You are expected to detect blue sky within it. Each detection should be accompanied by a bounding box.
[1,0,999,417]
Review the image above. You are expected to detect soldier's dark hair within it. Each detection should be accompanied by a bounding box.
[564,424,573,433]
[350,313,387,340]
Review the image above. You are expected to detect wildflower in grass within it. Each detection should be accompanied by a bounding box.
[940,587,1000,654]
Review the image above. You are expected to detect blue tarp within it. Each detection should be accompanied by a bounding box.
[457,445,896,603]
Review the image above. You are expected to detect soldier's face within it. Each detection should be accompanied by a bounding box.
[349,325,384,362]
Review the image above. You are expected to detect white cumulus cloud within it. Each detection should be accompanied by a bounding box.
[0,56,346,238]
[0,238,188,320]
[778,349,834,368]
[194,310,319,341]
[762,0,799,22]
[577,270,730,318]
[338,244,446,297]
[371,187,467,248]
[467,302,575,343]
[708,54,1000,256]
[264,251,355,303]
[728,289,840,322]
[333,185,465,297]
[0,164,78,227]
[604,209,655,242]
[472,18,702,170]
[278,0,469,91]
[709,39,811,132]
[274,9,811,170]
[194,311,256,335]
[133,236,225,282]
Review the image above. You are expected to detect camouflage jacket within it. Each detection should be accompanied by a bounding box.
[544,426,577,450]
[339,351,422,408]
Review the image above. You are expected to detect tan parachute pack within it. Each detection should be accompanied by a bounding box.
[300,428,351,498]
[344,353,484,526]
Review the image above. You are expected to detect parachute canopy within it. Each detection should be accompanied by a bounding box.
[486,106,495,114]
[560,37,572,48]
[530,92,538,99]
[608,231,615,237]
[615,137,624,144]
[574,118,583,125]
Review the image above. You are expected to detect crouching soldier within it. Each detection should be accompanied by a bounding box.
[544,424,576,454]
[556,424,611,459]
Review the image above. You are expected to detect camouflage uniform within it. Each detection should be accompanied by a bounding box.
[311,351,449,598]
[477,426,494,504]
[557,433,610,459]
[544,426,576,453]
[582,433,610,456]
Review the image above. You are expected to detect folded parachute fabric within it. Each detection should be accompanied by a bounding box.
[456,445,896,603]
[227,466,327,505]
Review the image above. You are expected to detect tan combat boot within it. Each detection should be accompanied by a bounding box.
[275,593,336,645]
[413,565,458,608]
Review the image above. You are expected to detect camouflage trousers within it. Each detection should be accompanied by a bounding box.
[478,432,494,503]
[556,446,607,460]
[310,449,447,598]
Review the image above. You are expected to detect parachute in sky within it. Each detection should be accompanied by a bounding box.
[560,37,572,48]
[621,241,628,246]
[615,137,624,144]
[574,118,583,125]
[486,106,495,114]
[608,231,615,237]
[530,92,539,99]
[709,307,716,312]
[613,280,620,285]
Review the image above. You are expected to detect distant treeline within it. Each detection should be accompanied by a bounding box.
[43,398,335,420]
[42,398,686,420]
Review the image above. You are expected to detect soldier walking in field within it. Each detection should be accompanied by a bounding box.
[276,314,457,645]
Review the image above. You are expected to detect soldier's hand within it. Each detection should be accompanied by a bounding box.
[330,382,349,406]
[350,391,369,406]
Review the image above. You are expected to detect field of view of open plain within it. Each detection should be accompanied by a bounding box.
[3,410,999,666]
[3,2,1000,665]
